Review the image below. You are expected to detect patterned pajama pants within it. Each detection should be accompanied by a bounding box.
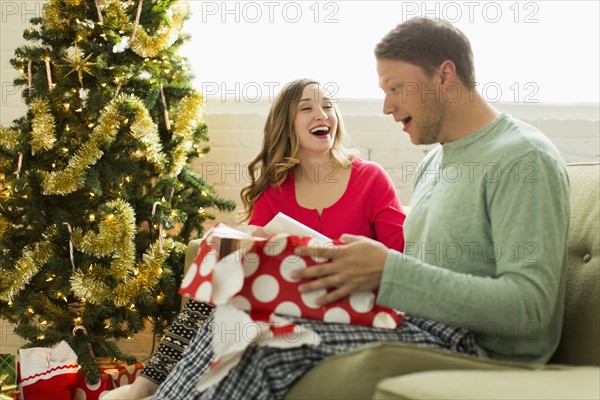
[150,307,477,400]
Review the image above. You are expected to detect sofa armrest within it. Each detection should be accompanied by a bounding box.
[284,342,538,400]
[373,367,600,400]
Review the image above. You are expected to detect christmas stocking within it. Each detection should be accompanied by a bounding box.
[18,341,79,400]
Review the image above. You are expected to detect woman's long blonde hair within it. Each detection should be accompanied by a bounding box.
[240,79,357,221]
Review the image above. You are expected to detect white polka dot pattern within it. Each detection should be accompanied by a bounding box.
[74,361,144,400]
[274,301,302,317]
[323,307,351,324]
[373,312,398,329]
[199,251,217,276]
[180,233,401,330]
[242,252,260,277]
[195,281,213,301]
[252,275,280,303]
[349,292,375,313]
[300,289,327,309]
[307,238,331,263]
[279,255,306,282]
[180,262,197,289]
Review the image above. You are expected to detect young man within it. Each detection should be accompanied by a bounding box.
[296,17,570,364]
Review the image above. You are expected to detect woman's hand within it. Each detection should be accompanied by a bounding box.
[293,234,389,305]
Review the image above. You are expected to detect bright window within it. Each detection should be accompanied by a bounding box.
[182,1,599,103]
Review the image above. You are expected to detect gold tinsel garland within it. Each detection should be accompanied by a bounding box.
[169,92,205,177]
[0,127,20,151]
[112,238,173,304]
[102,0,131,26]
[29,98,57,154]
[71,199,136,282]
[130,3,187,58]
[41,94,166,195]
[70,238,176,307]
[0,215,9,238]
[41,0,65,32]
[0,240,55,302]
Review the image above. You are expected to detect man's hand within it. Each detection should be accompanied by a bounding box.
[293,234,389,305]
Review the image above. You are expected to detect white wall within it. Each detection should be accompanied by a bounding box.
[199,99,599,226]
[1,1,599,359]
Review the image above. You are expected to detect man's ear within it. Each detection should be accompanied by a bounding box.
[439,60,456,85]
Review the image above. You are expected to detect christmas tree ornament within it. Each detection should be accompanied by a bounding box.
[63,222,75,271]
[27,60,32,90]
[152,201,165,253]
[62,43,95,89]
[94,0,104,24]
[43,58,52,89]
[159,84,171,130]
[130,0,143,42]
[112,36,129,53]
[15,153,23,180]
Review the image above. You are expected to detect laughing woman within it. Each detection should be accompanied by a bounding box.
[241,78,406,248]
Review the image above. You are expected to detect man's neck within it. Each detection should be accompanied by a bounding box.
[441,90,500,144]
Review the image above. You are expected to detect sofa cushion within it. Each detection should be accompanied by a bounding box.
[551,163,600,366]
[284,342,535,400]
[373,368,600,400]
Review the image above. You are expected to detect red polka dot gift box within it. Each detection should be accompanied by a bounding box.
[179,224,403,329]
[74,360,143,400]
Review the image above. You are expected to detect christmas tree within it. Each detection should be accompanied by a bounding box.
[0,0,235,382]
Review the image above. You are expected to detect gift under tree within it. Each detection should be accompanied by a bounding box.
[0,0,235,383]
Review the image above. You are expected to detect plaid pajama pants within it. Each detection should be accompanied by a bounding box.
[152,315,477,400]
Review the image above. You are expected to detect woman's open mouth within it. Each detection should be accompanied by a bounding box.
[310,125,330,137]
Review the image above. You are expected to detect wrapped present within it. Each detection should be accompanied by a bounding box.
[0,355,16,385]
[179,222,403,391]
[1,359,19,400]
[0,391,19,400]
[74,360,143,400]
[180,223,403,327]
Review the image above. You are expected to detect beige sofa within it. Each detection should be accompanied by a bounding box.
[183,162,599,400]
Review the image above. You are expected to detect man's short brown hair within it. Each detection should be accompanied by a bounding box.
[375,18,476,87]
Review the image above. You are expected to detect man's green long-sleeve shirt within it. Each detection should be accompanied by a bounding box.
[378,113,570,363]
